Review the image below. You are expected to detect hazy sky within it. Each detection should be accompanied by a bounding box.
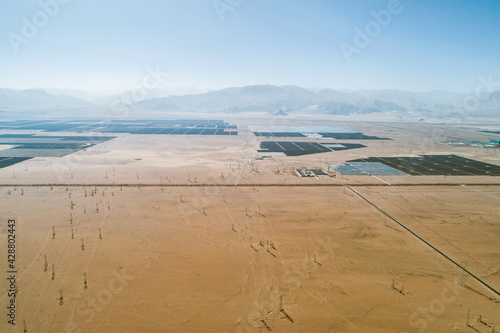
[1,0,500,92]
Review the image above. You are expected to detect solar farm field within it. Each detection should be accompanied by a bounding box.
[349,155,500,176]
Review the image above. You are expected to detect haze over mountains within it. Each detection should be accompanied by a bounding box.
[0,85,498,118]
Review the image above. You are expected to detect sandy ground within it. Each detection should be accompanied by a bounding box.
[0,119,499,332]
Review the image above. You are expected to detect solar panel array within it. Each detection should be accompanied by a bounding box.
[253,132,307,138]
[318,133,390,140]
[249,126,389,140]
[330,165,370,175]
[258,141,365,156]
[0,119,239,169]
[0,134,115,167]
[348,155,500,176]
[0,120,238,135]
[330,162,408,175]
[248,126,360,134]
[0,157,33,168]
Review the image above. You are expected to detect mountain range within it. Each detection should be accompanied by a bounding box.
[0,85,498,118]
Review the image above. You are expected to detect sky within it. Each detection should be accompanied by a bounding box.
[1,0,500,93]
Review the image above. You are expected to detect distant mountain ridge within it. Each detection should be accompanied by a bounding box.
[0,85,499,118]
[132,85,497,116]
[0,88,94,110]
